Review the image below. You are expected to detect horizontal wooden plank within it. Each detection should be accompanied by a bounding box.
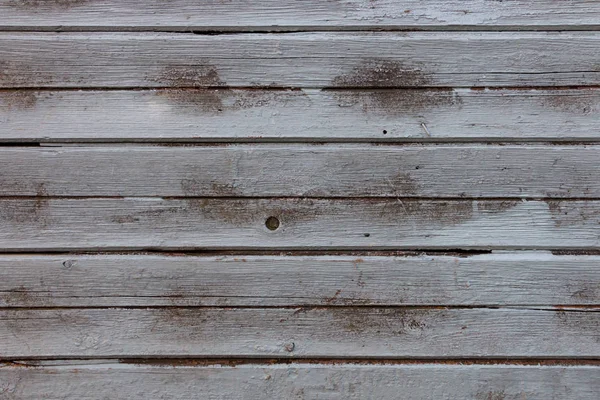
[2,145,600,197]
[1,32,599,88]
[1,364,598,400]
[1,307,598,358]
[2,88,599,142]
[0,198,598,251]
[2,0,600,30]
[1,253,599,307]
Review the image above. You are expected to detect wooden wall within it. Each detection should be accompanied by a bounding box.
[0,1,599,398]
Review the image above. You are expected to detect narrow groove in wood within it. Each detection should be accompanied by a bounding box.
[2,26,600,33]
[5,358,600,367]
[0,305,597,311]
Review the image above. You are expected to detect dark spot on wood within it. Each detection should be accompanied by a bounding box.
[570,284,600,301]
[185,199,320,227]
[333,308,431,336]
[6,0,89,9]
[156,88,283,114]
[330,60,460,115]
[475,391,506,400]
[477,200,520,214]
[332,60,431,88]
[555,310,600,343]
[181,180,241,197]
[110,215,140,224]
[152,308,225,340]
[542,92,597,115]
[379,200,473,226]
[334,88,461,116]
[0,91,37,110]
[0,285,41,307]
[154,64,226,88]
[0,184,49,227]
[389,172,419,195]
[546,200,600,227]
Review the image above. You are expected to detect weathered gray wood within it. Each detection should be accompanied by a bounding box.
[2,145,600,197]
[1,363,599,400]
[2,0,600,31]
[0,198,598,251]
[1,307,598,358]
[1,253,599,307]
[2,88,599,142]
[1,32,599,88]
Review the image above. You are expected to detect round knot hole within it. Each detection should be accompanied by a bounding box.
[265,216,280,231]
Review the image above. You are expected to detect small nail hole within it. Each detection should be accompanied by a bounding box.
[265,216,280,231]
[382,130,387,134]
[364,233,370,237]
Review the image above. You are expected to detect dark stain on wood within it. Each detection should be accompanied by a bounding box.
[184,199,321,228]
[110,215,140,224]
[546,200,600,227]
[339,308,430,336]
[0,90,37,110]
[475,391,506,400]
[0,285,40,307]
[332,60,431,88]
[389,172,419,196]
[181,180,242,197]
[329,60,460,115]
[542,92,597,115]
[156,89,279,114]
[334,88,461,116]
[569,283,600,301]
[154,64,226,88]
[0,184,49,227]
[477,200,520,214]
[6,0,89,9]
[379,200,473,226]
[555,309,600,343]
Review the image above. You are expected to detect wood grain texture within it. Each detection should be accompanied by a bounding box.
[1,363,599,400]
[1,253,599,307]
[1,32,599,88]
[0,198,598,251]
[1,307,598,358]
[2,0,600,30]
[2,145,600,197]
[2,88,599,142]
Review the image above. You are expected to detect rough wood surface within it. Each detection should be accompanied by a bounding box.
[2,145,600,197]
[0,198,598,251]
[1,363,599,399]
[1,307,598,358]
[1,32,599,88]
[1,253,599,307]
[2,88,599,142]
[2,0,600,31]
